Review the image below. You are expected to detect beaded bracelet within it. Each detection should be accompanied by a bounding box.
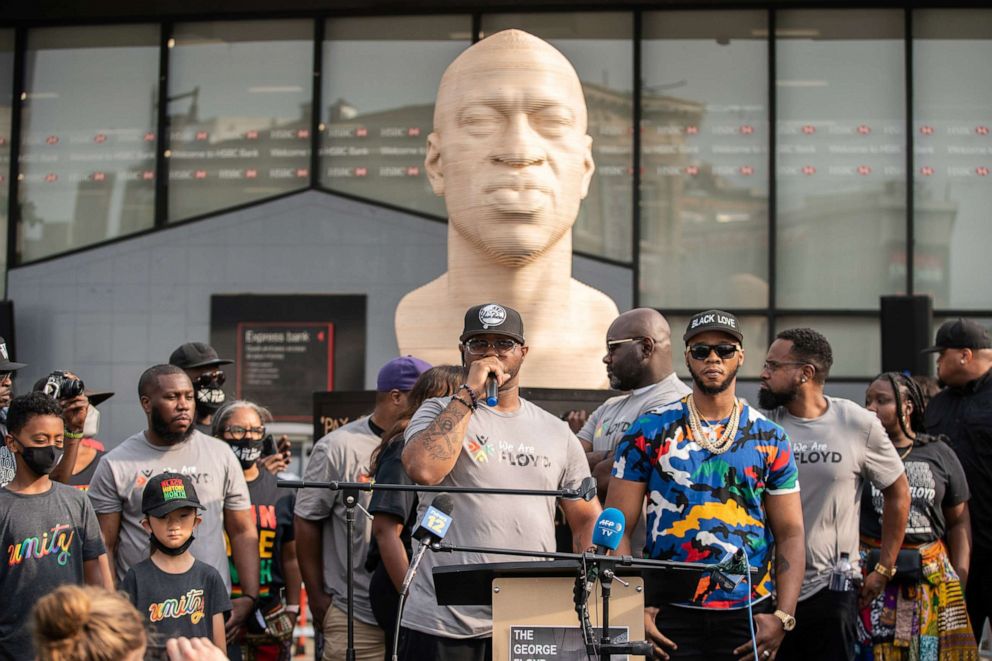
[64,431,84,440]
[451,393,475,411]
[458,384,479,408]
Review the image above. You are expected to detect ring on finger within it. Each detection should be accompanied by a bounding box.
[763,651,771,659]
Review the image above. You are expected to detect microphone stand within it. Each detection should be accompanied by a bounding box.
[430,542,714,659]
[278,477,596,661]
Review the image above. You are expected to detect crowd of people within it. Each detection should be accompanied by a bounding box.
[0,308,990,661]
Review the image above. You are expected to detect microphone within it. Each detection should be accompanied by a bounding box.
[485,374,499,406]
[401,494,454,596]
[592,507,625,555]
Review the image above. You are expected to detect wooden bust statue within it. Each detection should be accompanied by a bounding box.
[395,29,619,388]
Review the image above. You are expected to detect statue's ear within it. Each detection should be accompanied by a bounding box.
[425,132,444,196]
[579,133,595,199]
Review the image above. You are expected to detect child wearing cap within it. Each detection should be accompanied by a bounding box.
[121,472,232,655]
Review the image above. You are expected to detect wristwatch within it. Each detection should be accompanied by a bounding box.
[773,609,796,632]
[874,563,897,579]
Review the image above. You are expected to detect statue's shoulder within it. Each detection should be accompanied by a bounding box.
[568,278,620,318]
[397,274,448,315]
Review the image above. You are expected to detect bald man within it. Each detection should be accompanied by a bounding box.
[395,29,619,388]
[578,309,691,504]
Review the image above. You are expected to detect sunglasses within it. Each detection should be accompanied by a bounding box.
[463,338,520,356]
[193,370,226,387]
[606,336,650,354]
[688,343,740,360]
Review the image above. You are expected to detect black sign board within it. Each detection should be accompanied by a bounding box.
[211,295,366,422]
[508,626,629,661]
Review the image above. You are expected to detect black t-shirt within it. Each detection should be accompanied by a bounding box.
[860,440,970,544]
[365,439,418,571]
[0,483,106,658]
[66,450,106,491]
[227,469,295,604]
[122,558,232,656]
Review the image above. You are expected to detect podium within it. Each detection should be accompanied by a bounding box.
[435,560,710,661]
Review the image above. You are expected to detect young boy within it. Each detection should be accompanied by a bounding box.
[0,391,112,658]
[122,472,231,653]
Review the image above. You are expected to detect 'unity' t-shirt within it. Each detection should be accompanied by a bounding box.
[0,482,106,659]
[87,429,251,592]
[122,558,231,655]
[402,397,590,638]
[612,398,800,609]
[763,397,905,600]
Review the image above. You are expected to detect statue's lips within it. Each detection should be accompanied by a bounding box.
[484,182,551,213]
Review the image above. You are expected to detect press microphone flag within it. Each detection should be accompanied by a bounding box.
[402,494,455,596]
[592,507,625,554]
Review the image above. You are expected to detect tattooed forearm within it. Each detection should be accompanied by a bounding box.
[776,554,791,574]
[419,403,470,461]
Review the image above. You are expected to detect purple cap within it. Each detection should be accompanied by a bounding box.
[377,356,432,392]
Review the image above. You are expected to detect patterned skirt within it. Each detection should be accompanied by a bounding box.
[856,539,978,661]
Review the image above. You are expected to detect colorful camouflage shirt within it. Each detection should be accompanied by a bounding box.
[612,397,799,609]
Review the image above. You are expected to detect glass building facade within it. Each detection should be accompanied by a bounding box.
[1,8,989,377]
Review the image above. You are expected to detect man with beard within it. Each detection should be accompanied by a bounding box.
[400,303,599,661]
[579,308,690,502]
[922,318,992,633]
[606,309,805,661]
[87,364,261,640]
[758,328,909,661]
[170,342,233,435]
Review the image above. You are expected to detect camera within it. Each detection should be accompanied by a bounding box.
[42,371,85,400]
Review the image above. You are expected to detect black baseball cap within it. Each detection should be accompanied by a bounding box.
[460,303,525,344]
[141,472,204,518]
[169,342,233,369]
[683,309,744,344]
[0,337,26,372]
[922,318,992,353]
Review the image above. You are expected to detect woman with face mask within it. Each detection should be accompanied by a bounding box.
[857,373,977,659]
[212,401,301,661]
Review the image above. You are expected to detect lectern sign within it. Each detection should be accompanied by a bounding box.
[508,626,629,661]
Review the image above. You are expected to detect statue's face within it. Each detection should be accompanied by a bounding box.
[426,36,595,267]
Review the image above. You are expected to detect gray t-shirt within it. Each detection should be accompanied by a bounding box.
[0,482,106,658]
[402,397,591,639]
[578,373,691,452]
[577,373,690,555]
[122,558,232,656]
[87,429,251,592]
[294,416,380,626]
[763,397,905,600]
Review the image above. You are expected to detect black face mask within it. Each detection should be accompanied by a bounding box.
[230,439,264,470]
[195,381,226,416]
[149,532,196,557]
[14,439,58,476]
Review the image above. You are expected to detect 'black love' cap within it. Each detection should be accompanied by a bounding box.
[683,309,744,344]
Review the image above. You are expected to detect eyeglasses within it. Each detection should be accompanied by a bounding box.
[606,337,650,354]
[463,338,520,356]
[688,343,741,360]
[193,370,226,388]
[762,360,809,372]
[223,425,266,441]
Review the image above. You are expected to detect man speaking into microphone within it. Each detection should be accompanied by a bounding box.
[402,303,601,661]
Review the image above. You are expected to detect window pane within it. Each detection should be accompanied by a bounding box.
[641,11,769,309]
[0,30,12,289]
[167,20,313,222]
[319,16,470,217]
[480,13,634,262]
[913,10,992,309]
[669,314,769,379]
[775,316,880,378]
[776,11,906,309]
[18,26,158,262]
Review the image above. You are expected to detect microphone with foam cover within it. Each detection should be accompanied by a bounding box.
[592,507,625,555]
[402,494,455,596]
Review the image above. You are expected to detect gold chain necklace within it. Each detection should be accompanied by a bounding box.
[686,394,740,454]
[898,443,913,460]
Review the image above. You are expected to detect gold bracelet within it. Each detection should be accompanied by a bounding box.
[874,562,896,579]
